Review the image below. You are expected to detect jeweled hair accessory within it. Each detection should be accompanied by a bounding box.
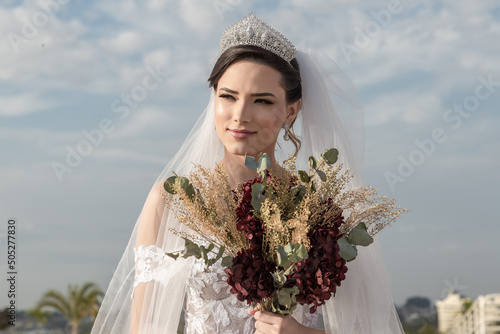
[219,12,296,64]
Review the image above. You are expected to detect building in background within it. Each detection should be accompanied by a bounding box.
[436,292,500,334]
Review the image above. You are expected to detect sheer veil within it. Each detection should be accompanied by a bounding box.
[90,47,404,333]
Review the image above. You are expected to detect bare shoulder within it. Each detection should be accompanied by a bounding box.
[147,181,169,204]
[136,181,169,246]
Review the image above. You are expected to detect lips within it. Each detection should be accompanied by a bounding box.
[228,129,256,139]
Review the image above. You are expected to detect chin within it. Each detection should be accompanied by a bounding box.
[225,144,260,158]
[228,149,256,157]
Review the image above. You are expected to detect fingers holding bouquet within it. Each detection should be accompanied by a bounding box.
[248,309,324,334]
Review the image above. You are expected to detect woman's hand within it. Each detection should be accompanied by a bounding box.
[248,309,325,334]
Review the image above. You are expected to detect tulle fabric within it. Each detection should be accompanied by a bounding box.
[90,48,404,334]
[296,49,403,333]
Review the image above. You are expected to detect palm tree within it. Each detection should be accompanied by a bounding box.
[36,282,104,334]
[24,308,51,332]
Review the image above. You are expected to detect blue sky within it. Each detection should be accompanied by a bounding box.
[1,0,499,309]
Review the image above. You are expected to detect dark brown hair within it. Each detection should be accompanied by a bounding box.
[207,45,302,158]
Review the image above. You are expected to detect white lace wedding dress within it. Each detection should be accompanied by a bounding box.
[134,244,320,334]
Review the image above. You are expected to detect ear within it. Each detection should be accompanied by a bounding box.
[285,99,301,123]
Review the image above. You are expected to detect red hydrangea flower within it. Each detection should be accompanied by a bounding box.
[224,248,276,305]
[235,177,266,249]
[290,202,348,313]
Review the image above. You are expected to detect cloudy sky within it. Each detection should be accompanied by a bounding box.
[1,0,499,310]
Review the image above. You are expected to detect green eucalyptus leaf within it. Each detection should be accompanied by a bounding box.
[283,266,295,276]
[277,289,292,308]
[245,154,259,169]
[251,183,266,211]
[308,156,318,170]
[185,183,195,200]
[175,176,190,190]
[277,245,291,268]
[272,290,297,315]
[165,252,179,260]
[296,244,308,260]
[321,148,339,165]
[272,270,287,287]
[200,245,209,264]
[347,222,374,246]
[310,181,316,192]
[251,183,265,198]
[298,170,310,182]
[288,253,299,263]
[250,198,263,211]
[257,153,272,175]
[164,176,177,194]
[214,245,225,262]
[181,239,201,259]
[291,185,306,206]
[222,255,233,269]
[338,236,358,262]
[316,170,327,182]
[183,243,201,259]
[283,242,293,254]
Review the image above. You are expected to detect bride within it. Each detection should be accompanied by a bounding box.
[91,12,404,334]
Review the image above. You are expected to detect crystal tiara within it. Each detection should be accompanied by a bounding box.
[219,12,296,64]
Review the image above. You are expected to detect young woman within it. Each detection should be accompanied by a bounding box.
[91,13,404,334]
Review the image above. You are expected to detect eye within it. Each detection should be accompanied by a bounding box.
[255,99,273,105]
[219,94,235,100]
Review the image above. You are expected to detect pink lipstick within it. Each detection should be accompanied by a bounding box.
[228,129,256,139]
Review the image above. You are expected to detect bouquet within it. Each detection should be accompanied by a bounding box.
[162,148,407,314]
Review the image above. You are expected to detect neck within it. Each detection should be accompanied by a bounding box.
[218,149,284,189]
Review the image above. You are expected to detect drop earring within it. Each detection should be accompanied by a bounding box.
[283,122,291,141]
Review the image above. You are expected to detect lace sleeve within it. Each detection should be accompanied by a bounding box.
[131,245,167,298]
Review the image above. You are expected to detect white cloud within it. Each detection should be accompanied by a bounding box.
[0,10,113,93]
[143,48,172,70]
[109,107,174,138]
[0,93,54,116]
[100,30,147,54]
[333,0,500,100]
[179,0,220,36]
[91,147,167,164]
[366,91,442,126]
[289,0,360,12]
[147,0,173,11]
[91,0,180,36]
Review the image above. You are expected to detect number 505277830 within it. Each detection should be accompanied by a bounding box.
[7,219,16,271]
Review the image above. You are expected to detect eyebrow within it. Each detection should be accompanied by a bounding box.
[219,87,276,98]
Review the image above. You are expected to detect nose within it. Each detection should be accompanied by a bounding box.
[233,100,251,123]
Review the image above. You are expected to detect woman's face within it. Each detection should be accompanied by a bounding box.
[214,61,299,159]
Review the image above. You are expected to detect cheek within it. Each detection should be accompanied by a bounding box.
[259,108,286,127]
[255,109,286,141]
[214,103,229,128]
